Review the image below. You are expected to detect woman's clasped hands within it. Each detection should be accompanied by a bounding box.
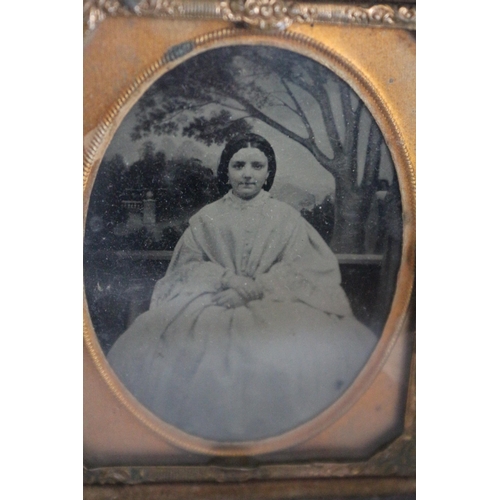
[213,272,263,309]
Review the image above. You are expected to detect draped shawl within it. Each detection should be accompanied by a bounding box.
[108,190,377,441]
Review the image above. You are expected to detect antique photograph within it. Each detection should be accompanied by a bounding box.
[84,45,403,443]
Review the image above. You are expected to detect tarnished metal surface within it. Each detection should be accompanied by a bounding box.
[84,0,416,32]
[84,479,416,499]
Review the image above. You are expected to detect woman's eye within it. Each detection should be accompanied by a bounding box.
[252,163,264,170]
[231,163,244,170]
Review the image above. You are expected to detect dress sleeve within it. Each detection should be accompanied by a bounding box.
[255,216,353,317]
[149,225,226,310]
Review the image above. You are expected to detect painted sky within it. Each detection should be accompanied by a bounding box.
[102,46,395,206]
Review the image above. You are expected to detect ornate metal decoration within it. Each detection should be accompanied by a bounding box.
[83,0,416,32]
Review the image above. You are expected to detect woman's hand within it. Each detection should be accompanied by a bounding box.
[223,275,263,302]
[212,289,246,309]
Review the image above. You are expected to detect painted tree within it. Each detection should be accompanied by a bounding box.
[127,141,167,192]
[131,46,393,253]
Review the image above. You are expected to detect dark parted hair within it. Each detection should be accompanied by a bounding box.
[217,133,277,196]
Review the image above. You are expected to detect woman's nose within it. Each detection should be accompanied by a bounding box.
[242,166,252,177]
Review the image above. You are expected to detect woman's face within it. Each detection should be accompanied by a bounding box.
[227,147,269,200]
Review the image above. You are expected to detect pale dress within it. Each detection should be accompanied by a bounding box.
[107,190,377,441]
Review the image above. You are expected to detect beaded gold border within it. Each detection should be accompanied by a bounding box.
[84,27,415,457]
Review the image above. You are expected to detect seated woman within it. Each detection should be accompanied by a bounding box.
[108,134,377,442]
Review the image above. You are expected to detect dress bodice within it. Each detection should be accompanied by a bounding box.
[189,190,297,278]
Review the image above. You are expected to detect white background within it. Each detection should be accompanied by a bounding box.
[2,2,499,498]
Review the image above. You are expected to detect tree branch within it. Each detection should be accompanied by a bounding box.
[361,119,383,190]
[292,77,344,157]
[268,93,299,112]
[280,77,315,141]
[343,96,364,184]
[340,83,355,129]
[233,92,333,167]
